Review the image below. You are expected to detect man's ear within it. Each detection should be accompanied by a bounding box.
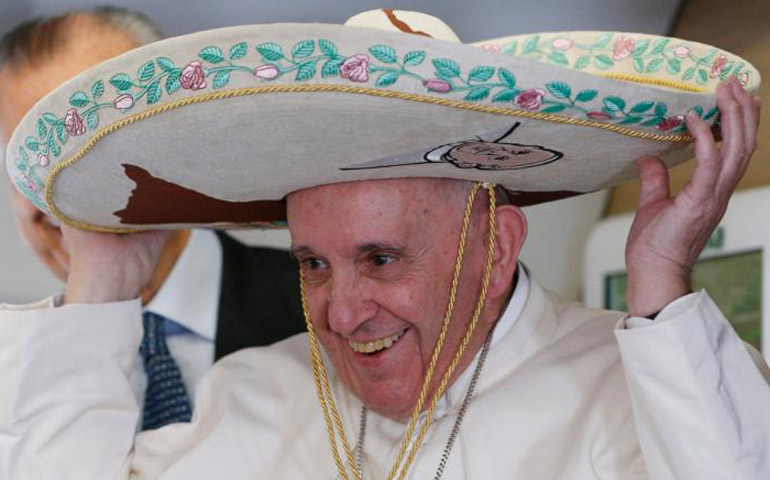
[488,204,527,299]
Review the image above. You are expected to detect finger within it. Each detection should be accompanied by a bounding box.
[636,156,670,209]
[685,111,720,201]
[711,79,744,190]
[720,79,758,185]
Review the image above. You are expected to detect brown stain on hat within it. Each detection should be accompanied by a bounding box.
[381,9,433,37]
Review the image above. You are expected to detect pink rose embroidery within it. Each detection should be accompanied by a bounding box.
[710,54,728,79]
[113,93,134,110]
[673,45,690,58]
[340,54,370,83]
[253,64,279,79]
[180,61,207,90]
[481,44,502,53]
[551,38,574,51]
[37,153,49,167]
[656,115,684,131]
[613,36,636,61]
[739,72,750,86]
[422,78,452,93]
[64,107,86,136]
[514,88,546,111]
[587,111,612,120]
[22,174,40,193]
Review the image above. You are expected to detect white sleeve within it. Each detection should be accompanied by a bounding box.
[615,291,770,480]
[0,300,143,480]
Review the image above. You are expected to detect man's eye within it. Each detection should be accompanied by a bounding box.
[371,254,395,267]
[302,258,326,270]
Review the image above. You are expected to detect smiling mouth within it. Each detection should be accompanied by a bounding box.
[348,329,406,354]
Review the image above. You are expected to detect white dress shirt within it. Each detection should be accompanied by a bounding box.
[1,268,769,480]
[136,229,223,410]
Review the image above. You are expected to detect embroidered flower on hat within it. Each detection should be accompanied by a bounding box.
[514,88,546,111]
[64,108,86,136]
[613,36,636,61]
[180,61,207,90]
[710,54,728,79]
[340,54,370,82]
[423,78,452,93]
[551,38,574,51]
[113,93,134,110]
[253,64,279,79]
[655,115,685,131]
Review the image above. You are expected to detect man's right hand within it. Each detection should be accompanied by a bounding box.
[61,224,170,304]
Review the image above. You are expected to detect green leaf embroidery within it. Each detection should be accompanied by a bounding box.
[157,57,176,72]
[654,102,668,117]
[501,40,517,55]
[69,91,89,107]
[16,161,27,173]
[618,116,643,125]
[645,58,664,73]
[213,70,231,89]
[25,137,39,151]
[295,62,316,82]
[403,51,426,66]
[319,39,338,58]
[432,58,461,78]
[703,106,719,120]
[321,59,343,77]
[292,40,315,59]
[375,71,399,87]
[42,113,58,125]
[91,80,104,99]
[632,39,650,57]
[696,69,708,85]
[603,96,626,111]
[691,105,704,117]
[48,136,60,157]
[522,35,540,54]
[541,104,567,113]
[633,57,645,73]
[257,43,285,61]
[575,55,590,69]
[36,119,47,139]
[594,33,612,48]
[545,81,571,99]
[18,146,28,163]
[593,55,614,70]
[110,73,133,91]
[166,71,182,94]
[147,80,162,104]
[575,89,598,102]
[642,117,663,127]
[698,50,716,65]
[138,61,155,82]
[55,122,66,143]
[492,89,518,102]
[498,68,516,87]
[630,101,655,113]
[468,66,495,82]
[682,66,696,81]
[369,45,398,64]
[229,42,248,60]
[651,38,669,55]
[667,58,682,74]
[86,111,99,130]
[464,86,490,101]
[199,46,225,63]
[547,51,568,65]
[719,60,734,80]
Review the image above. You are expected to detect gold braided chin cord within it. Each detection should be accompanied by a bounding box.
[299,182,497,480]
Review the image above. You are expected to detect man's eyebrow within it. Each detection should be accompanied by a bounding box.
[289,246,313,258]
[357,242,406,254]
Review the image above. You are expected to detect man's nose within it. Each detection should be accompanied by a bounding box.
[326,272,377,336]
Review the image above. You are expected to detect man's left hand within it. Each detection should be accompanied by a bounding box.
[625,76,761,317]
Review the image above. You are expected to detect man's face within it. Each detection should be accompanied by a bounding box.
[0,17,138,280]
[287,179,495,420]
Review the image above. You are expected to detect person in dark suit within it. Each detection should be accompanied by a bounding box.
[0,7,304,430]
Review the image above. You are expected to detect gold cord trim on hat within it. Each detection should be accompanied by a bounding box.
[46,84,693,233]
[300,182,497,480]
[600,73,706,93]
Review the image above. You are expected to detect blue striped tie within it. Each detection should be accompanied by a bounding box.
[140,312,193,430]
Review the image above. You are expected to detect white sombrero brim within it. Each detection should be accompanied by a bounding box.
[4,21,759,232]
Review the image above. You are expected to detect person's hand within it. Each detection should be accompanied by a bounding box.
[10,190,69,281]
[61,223,170,305]
[625,76,761,316]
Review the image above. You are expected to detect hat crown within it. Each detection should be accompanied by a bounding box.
[344,9,461,43]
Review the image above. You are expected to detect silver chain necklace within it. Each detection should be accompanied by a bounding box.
[353,325,496,480]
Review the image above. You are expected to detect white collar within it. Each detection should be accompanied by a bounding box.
[145,230,222,340]
[490,262,529,349]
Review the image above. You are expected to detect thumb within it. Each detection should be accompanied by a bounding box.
[636,157,670,210]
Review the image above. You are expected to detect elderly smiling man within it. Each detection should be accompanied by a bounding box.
[1,9,769,480]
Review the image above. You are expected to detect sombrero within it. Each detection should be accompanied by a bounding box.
[4,9,760,232]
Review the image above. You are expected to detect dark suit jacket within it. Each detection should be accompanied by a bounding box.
[214,232,306,360]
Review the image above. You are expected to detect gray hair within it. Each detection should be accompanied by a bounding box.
[91,6,163,46]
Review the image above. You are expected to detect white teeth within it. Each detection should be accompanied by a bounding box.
[348,330,405,354]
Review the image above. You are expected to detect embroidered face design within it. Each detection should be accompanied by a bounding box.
[341,122,563,171]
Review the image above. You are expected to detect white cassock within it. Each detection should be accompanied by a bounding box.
[0,268,769,480]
